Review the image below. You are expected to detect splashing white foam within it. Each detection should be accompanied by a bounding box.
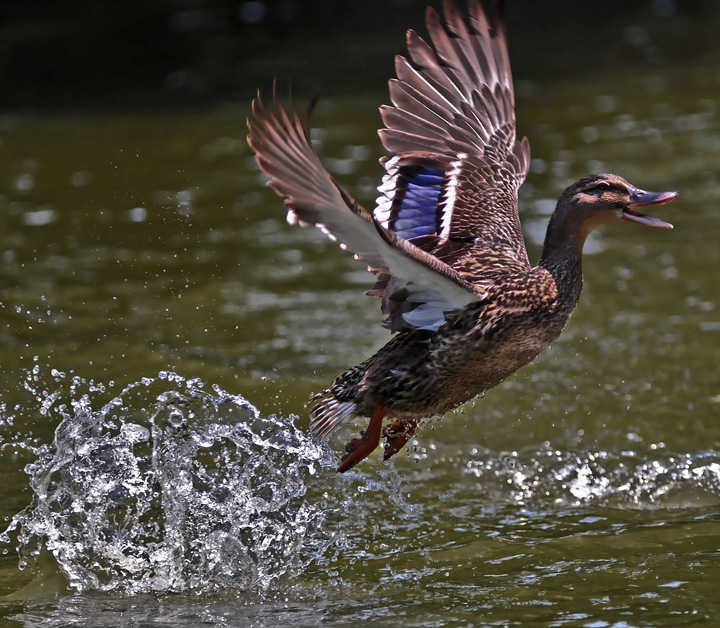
[2,371,334,594]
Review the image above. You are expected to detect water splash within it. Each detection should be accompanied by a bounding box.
[4,368,719,601]
[1,371,333,594]
[464,445,720,509]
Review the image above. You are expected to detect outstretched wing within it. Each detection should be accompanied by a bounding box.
[375,0,531,268]
[247,90,487,332]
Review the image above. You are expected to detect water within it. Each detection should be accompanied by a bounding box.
[4,369,720,626]
[3,371,330,596]
[2,8,720,628]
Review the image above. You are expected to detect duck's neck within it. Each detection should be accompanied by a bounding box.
[538,210,587,307]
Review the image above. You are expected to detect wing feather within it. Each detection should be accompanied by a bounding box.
[248,1,533,333]
[248,89,485,332]
[376,0,532,268]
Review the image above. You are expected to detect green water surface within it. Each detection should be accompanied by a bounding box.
[1,9,720,627]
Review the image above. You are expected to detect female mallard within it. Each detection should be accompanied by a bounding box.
[247,0,677,472]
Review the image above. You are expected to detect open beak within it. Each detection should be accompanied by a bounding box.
[622,187,677,229]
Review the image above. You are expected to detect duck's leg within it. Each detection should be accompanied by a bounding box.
[337,405,386,473]
[382,419,418,460]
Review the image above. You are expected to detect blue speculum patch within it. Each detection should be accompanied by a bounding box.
[392,168,445,240]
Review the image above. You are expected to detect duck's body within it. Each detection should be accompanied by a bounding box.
[315,262,569,421]
[248,1,677,472]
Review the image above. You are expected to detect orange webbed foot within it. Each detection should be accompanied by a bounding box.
[336,405,387,473]
[382,419,418,461]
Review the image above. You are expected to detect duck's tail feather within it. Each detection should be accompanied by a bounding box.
[309,392,357,441]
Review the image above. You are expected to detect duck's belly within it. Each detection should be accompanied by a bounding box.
[386,316,564,418]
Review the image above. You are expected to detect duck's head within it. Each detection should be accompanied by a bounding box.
[557,173,677,238]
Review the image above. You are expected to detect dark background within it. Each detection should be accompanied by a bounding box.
[2,0,720,111]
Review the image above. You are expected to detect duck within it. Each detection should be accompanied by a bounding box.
[247,0,677,472]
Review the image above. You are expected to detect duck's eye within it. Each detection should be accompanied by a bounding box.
[596,181,610,192]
